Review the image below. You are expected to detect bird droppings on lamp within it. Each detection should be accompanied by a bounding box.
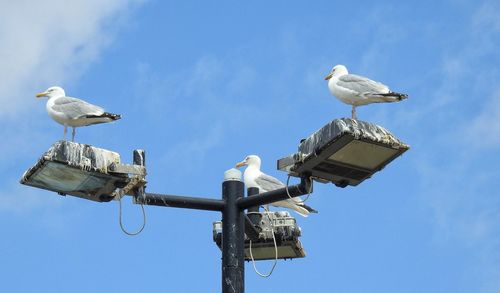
[278,118,409,187]
[20,140,144,202]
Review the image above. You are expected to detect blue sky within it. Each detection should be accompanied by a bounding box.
[1,0,500,292]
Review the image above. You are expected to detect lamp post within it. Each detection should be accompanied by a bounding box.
[20,118,409,293]
[221,170,245,293]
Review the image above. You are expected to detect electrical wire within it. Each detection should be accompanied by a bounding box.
[118,195,146,236]
[285,174,313,203]
[249,209,278,278]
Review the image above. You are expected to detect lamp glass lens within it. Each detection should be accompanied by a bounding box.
[29,162,111,194]
[327,140,398,170]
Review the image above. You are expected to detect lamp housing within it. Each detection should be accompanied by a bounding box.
[278,118,409,187]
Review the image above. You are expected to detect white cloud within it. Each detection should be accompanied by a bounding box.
[0,0,143,154]
[0,0,144,212]
[0,0,144,119]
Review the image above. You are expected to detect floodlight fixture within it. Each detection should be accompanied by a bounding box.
[278,118,409,187]
[20,141,145,202]
[213,211,306,260]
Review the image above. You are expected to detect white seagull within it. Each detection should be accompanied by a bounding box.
[36,86,121,142]
[235,155,317,217]
[325,64,408,119]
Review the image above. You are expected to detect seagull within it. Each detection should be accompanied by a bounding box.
[36,86,121,142]
[325,64,408,119]
[235,155,317,217]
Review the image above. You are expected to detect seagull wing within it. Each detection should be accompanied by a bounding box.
[51,97,105,120]
[254,173,285,192]
[254,172,317,217]
[255,173,302,204]
[337,74,389,95]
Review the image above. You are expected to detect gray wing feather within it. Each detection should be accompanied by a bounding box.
[338,74,389,94]
[52,97,104,119]
[255,173,285,192]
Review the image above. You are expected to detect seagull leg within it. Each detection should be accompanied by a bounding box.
[71,127,76,142]
[351,106,357,120]
[63,126,67,141]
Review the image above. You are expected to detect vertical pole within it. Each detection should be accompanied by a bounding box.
[222,169,245,293]
[247,187,261,226]
[133,149,146,199]
[133,149,145,166]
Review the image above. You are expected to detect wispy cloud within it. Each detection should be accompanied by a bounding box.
[0,0,145,157]
[0,182,61,214]
[131,55,271,171]
[352,1,500,289]
[0,0,144,212]
[160,123,225,175]
[356,6,408,75]
[403,2,500,289]
[464,91,500,149]
[0,0,144,119]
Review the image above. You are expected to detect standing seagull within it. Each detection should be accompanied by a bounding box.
[325,64,408,119]
[235,155,317,217]
[36,86,121,142]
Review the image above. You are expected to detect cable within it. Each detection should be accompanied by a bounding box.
[118,195,146,236]
[285,174,313,203]
[249,209,278,278]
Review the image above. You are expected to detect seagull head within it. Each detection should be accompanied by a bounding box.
[36,86,66,99]
[324,64,348,80]
[235,155,261,169]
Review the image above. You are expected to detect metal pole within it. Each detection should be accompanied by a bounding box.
[237,177,312,210]
[137,193,225,211]
[222,169,245,293]
[247,187,260,226]
[133,149,146,200]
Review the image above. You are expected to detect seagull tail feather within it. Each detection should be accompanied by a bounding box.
[379,91,408,102]
[85,112,121,121]
[101,112,121,121]
[293,203,318,217]
[302,203,318,214]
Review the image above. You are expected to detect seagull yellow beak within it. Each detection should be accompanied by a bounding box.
[235,161,247,168]
[36,92,47,98]
[324,73,333,80]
